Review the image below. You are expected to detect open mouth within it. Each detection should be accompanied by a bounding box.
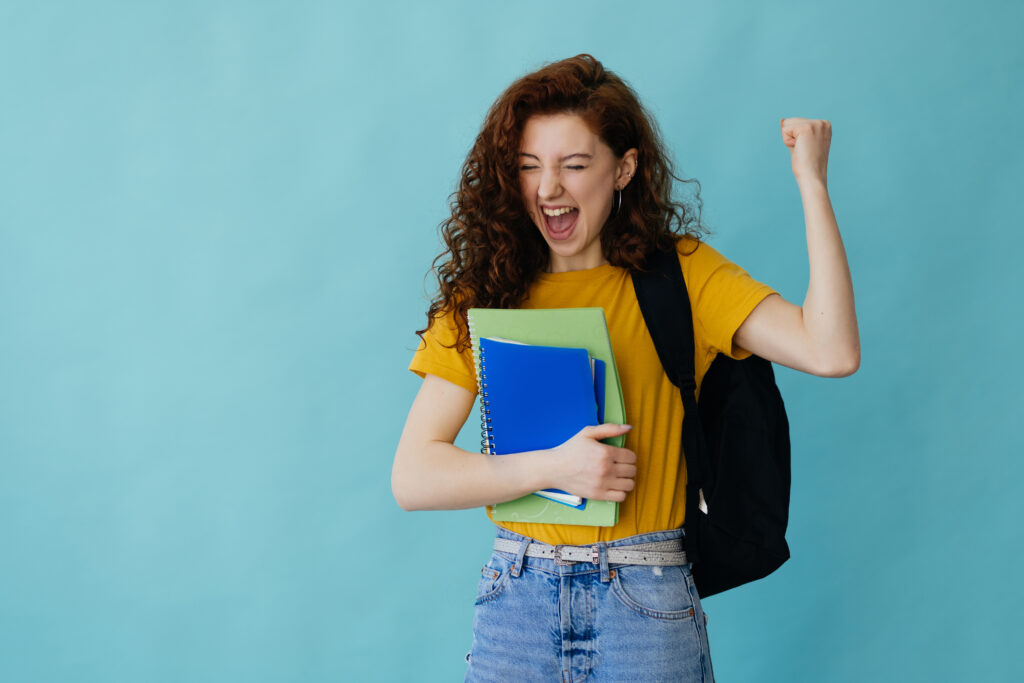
[542,207,579,240]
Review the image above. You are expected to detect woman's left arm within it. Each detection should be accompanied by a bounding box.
[732,117,860,378]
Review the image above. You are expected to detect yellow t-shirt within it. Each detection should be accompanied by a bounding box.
[408,235,778,546]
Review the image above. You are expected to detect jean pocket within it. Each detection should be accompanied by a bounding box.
[474,553,511,605]
[610,564,696,620]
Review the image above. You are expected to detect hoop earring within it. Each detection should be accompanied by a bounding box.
[614,189,622,216]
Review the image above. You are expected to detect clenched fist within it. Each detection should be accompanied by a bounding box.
[780,117,831,186]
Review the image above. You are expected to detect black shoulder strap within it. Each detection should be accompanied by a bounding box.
[631,246,695,391]
[630,244,711,552]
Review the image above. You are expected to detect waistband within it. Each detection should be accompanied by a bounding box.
[492,526,688,578]
[493,537,687,566]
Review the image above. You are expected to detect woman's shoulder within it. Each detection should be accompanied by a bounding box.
[674,233,701,257]
[671,233,769,301]
[674,233,734,271]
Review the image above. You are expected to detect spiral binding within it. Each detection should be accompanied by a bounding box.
[468,317,495,455]
[479,372,494,454]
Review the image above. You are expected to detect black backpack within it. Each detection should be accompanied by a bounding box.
[631,243,792,598]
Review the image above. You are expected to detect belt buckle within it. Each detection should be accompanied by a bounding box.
[551,544,602,565]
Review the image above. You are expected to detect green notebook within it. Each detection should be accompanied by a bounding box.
[467,307,626,527]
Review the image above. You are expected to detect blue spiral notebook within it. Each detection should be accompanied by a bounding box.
[479,337,606,509]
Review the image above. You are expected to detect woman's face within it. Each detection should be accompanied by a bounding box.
[518,113,637,273]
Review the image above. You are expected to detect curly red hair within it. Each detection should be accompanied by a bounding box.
[417,53,710,352]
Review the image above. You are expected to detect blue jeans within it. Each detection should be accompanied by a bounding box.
[464,526,715,682]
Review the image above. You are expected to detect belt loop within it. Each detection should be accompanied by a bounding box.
[598,542,611,583]
[511,537,530,577]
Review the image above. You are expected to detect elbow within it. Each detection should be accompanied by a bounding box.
[391,457,421,512]
[392,479,420,512]
[392,483,414,512]
[819,347,860,378]
[830,358,860,378]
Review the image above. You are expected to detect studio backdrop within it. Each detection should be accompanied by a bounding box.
[1,1,1021,681]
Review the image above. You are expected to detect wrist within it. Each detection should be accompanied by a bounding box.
[796,175,829,195]
[524,447,561,492]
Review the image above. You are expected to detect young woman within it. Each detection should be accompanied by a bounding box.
[392,54,858,682]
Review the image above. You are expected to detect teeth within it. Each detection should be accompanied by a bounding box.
[542,207,577,217]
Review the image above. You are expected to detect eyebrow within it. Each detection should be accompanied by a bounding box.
[518,153,593,161]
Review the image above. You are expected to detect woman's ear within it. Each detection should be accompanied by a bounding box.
[616,148,639,190]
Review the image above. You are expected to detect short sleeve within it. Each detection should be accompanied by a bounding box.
[408,306,479,395]
[678,236,779,360]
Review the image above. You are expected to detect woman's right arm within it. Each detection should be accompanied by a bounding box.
[391,373,637,511]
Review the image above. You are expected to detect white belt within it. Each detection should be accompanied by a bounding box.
[493,537,688,566]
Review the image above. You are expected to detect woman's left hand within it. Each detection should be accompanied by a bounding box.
[780,117,831,187]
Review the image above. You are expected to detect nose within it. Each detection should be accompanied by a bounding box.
[538,167,563,200]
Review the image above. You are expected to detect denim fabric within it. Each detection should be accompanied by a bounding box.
[464,526,714,682]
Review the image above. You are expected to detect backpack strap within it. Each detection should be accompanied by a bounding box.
[630,244,710,560]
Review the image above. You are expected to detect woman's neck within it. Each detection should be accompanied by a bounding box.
[544,253,609,273]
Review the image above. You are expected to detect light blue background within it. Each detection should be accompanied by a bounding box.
[1,1,1021,681]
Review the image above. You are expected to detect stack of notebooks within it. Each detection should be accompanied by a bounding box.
[468,307,625,527]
